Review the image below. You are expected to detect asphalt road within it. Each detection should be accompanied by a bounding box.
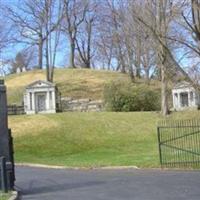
[15,166,200,200]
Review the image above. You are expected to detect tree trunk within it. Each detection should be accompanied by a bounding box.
[69,40,76,68]
[145,68,150,85]
[121,64,126,73]
[129,67,135,82]
[127,49,135,82]
[86,20,92,69]
[45,30,50,82]
[83,60,90,68]
[46,42,50,82]
[136,67,141,78]
[161,63,169,116]
[135,33,141,78]
[158,0,169,116]
[38,37,43,69]
[117,42,126,73]
[120,54,126,73]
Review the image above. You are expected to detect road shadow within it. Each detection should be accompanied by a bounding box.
[21,180,106,196]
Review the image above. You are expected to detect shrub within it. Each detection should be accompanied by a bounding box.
[104,80,161,111]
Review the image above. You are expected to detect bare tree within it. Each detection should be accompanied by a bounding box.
[4,0,63,70]
[4,0,47,69]
[75,1,98,68]
[0,22,11,54]
[131,0,199,115]
[95,1,116,70]
[170,0,200,82]
[179,0,200,55]
[62,0,88,68]
[44,0,63,82]
[95,33,114,70]
[141,44,156,84]
[110,1,126,73]
[131,0,175,115]
[110,1,155,81]
[0,2,14,76]
[96,33,114,70]
[0,2,11,50]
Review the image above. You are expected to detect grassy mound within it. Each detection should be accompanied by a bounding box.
[5,69,128,105]
[9,111,200,168]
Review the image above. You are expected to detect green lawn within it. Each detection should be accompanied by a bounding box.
[8,111,200,168]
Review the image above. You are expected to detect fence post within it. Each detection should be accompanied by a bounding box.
[157,127,163,168]
[0,157,8,193]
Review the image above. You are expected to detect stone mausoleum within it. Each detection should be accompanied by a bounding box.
[24,80,61,114]
[172,81,200,111]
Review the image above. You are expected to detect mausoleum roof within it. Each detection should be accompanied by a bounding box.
[26,80,55,89]
[173,81,193,89]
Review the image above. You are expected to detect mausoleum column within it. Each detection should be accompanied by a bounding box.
[52,90,56,110]
[188,91,191,107]
[46,91,50,110]
[178,92,181,108]
[194,92,197,105]
[27,92,31,111]
[32,92,35,112]
[172,92,175,109]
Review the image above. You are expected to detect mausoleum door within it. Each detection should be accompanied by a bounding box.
[180,92,189,107]
[36,93,46,112]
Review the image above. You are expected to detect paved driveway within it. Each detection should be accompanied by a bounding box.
[16,166,200,200]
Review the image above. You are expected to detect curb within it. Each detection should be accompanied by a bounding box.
[8,191,19,200]
[16,163,139,170]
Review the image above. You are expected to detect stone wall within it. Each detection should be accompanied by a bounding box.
[61,97,104,112]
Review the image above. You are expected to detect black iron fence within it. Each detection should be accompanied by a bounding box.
[157,119,200,168]
[7,105,24,115]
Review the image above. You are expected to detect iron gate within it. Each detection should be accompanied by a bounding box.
[157,119,200,168]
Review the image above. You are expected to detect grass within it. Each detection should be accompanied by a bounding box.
[8,110,200,168]
[0,192,11,200]
[5,68,129,105]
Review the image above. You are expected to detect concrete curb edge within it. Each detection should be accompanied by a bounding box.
[16,163,139,170]
[8,191,19,200]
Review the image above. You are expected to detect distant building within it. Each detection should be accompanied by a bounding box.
[172,81,200,111]
[16,66,26,74]
[24,80,61,114]
[22,67,27,72]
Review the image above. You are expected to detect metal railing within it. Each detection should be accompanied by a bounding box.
[157,119,200,168]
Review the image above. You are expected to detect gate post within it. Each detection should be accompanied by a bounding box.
[0,80,15,190]
[0,157,8,193]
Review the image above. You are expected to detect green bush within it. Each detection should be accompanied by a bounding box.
[104,80,161,111]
